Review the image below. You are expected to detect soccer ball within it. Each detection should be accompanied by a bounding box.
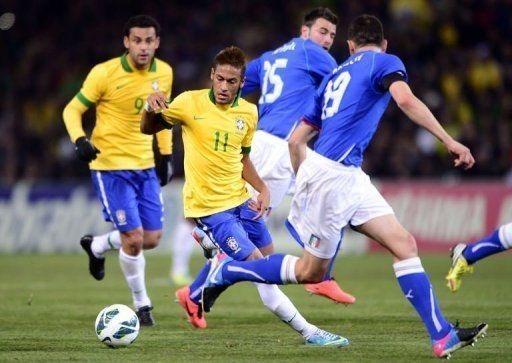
[95,304,140,347]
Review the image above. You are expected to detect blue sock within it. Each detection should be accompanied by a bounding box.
[189,260,211,305]
[393,257,451,341]
[463,227,509,264]
[220,254,298,285]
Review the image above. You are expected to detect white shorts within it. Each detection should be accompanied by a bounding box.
[287,151,394,259]
[250,130,297,208]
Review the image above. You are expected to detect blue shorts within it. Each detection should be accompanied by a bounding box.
[195,200,273,261]
[91,169,163,232]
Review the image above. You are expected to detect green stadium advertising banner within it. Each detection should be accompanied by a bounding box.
[1,181,510,253]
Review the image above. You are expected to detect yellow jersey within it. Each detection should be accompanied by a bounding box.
[69,53,173,170]
[162,89,258,218]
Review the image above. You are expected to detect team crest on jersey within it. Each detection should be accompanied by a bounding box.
[116,210,127,225]
[236,118,245,131]
[151,80,159,91]
[308,234,320,248]
[226,236,241,253]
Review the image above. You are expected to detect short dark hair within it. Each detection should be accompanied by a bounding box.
[123,15,161,37]
[347,14,384,47]
[303,7,338,27]
[213,46,247,76]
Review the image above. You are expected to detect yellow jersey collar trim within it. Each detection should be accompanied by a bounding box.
[208,88,241,108]
[121,52,157,73]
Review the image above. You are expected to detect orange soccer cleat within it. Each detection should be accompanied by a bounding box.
[175,286,207,329]
[304,278,356,305]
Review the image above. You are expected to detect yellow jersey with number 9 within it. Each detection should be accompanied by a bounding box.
[162,89,258,218]
[76,53,173,170]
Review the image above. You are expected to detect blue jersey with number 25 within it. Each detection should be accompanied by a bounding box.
[243,37,336,139]
[303,50,407,167]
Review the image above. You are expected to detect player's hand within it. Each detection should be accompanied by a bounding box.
[446,139,475,170]
[145,92,168,112]
[249,187,271,220]
[75,136,100,162]
[156,154,174,187]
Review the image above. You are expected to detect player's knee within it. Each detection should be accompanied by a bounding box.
[143,230,162,250]
[397,232,418,259]
[121,229,144,254]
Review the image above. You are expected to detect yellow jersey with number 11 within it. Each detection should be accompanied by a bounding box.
[74,53,173,170]
[162,89,258,218]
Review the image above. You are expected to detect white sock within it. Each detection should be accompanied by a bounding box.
[91,230,121,258]
[170,219,195,277]
[254,283,317,339]
[280,255,299,284]
[499,223,512,248]
[119,248,151,309]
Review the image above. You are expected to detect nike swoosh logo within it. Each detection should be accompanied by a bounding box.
[116,84,127,89]
[193,116,206,120]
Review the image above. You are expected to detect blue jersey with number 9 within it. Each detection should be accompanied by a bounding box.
[303,50,407,166]
[243,38,336,140]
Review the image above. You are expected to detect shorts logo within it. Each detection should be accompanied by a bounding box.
[226,236,241,253]
[308,234,320,248]
[116,210,127,225]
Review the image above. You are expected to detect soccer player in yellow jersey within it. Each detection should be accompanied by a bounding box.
[141,46,348,346]
[62,15,173,326]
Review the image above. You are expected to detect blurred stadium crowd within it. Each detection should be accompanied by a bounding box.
[1,0,511,184]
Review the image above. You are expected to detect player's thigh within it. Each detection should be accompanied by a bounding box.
[239,201,273,251]
[137,168,163,232]
[287,159,351,259]
[196,209,256,261]
[90,170,141,231]
[355,214,417,259]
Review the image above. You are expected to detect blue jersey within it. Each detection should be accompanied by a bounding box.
[304,50,407,166]
[243,37,336,139]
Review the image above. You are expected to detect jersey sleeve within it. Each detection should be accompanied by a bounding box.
[371,54,408,93]
[161,91,190,126]
[156,65,174,153]
[301,74,330,130]
[241,58,261,96]
[76,64,108,107]
[305,43,337,85]
[241,110,257,154]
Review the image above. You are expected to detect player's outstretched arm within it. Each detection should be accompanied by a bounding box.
[389,81,475,170]
[288,121,318,174]
[241,154,270,219]
[141,92,169,135]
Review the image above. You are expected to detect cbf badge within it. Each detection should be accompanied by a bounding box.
[236,117,245,131]
[116,210,127,226]
[226,236,241,253]
[151,80,159,91]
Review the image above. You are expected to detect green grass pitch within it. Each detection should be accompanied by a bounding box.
[1,253,510,361]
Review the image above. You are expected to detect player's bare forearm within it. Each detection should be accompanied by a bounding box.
[242,154,270,219]
[241,154,267,193]
[390,81,453,145]
[288,122,317,174]
[140,110,164,135]
[390,81,475,169]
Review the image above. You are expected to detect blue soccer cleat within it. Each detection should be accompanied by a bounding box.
[305,328,350,347]
[432,322,488,359]
[200,253,233,312]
